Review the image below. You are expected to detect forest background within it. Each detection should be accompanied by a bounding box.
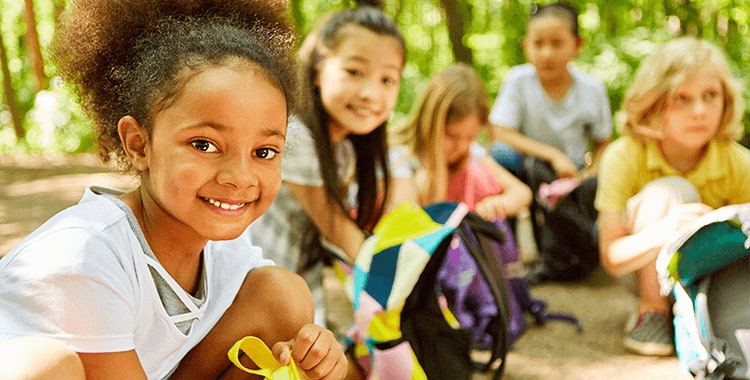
[1,0,749,155]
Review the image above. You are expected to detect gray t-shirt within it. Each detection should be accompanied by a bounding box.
[488,63,612,168]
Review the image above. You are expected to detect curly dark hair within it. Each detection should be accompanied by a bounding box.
[51,0,298,171]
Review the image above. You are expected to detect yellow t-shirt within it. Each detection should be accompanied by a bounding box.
[595,136,750,212]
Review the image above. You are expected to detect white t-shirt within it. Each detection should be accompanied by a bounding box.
[488,63,613,168]
[0,186,272,379]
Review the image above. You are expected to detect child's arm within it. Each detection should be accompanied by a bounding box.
[578,137,612,180]
[385,176,420,212]
[287,183,365,262]
[77,351,148,380]
[598,203,712,276]
[172,267,346,379]
[0,336,85,380]
[489,124,577,178]
[475,156,533,220]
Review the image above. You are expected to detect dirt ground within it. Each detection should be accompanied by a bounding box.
[0,153,694,380]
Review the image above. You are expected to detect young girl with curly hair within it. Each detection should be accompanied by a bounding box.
[0,0,347,379]
[596,37,749,357]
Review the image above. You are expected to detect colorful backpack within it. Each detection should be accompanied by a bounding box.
[338,202,581,380]
[657,203,750,380]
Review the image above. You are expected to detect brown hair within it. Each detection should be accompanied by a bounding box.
[51,0,298,171]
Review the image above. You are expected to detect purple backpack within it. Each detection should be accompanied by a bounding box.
[433,205,582,354]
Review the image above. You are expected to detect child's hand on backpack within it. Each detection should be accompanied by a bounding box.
[549,152,577,179]
[272,324,347,380]
[475,195,511,222]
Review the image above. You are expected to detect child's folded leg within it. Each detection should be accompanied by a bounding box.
[172,266,314,379]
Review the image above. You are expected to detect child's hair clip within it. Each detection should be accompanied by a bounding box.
[530,3,541,15]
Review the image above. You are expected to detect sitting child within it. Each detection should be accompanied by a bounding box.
[0,0,347,378]
[596,37,750,356]
[388,62,532,221]
[488,3,613,282]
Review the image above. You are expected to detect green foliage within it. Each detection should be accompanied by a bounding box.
[2,77,93,154]
[1,0,748,153]
[287,0,750,132]
[0,0,92,154]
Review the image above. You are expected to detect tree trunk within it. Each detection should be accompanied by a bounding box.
[440,0,473,64]
[24,0,47,92]
[0,30,25,140]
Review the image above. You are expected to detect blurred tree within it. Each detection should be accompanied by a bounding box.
[24,0,47,92]
[1,0,749,153]
[440,0,473,64]
[0,25,24,139]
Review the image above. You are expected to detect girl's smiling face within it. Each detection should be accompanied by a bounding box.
[661,65,725,152]
[128,64,287,244]
[316,25,403,143]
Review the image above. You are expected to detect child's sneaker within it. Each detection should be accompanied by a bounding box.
[623,311,674,356]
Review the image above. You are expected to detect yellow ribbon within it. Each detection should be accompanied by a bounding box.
[228,336,303,380]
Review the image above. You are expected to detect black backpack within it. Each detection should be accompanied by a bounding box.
[523,157,600,283]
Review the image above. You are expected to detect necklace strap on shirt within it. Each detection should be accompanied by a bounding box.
[143,255,206,322]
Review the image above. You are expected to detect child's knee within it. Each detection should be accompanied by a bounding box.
[242,266,315,325]
[625,176,700,232]
[490,141,524,175]
[639,177,700,203]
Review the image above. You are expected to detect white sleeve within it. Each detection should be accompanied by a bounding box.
[388,145,417,179]
[0,228,138,353]
[593,81,614,141]
[488,69,523,130]
[470,142,487,161]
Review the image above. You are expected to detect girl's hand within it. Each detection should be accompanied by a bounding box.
[549,153,577,179]
[475,196,509,222]
[272,324,347,380]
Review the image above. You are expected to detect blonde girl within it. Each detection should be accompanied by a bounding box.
[596,37,750,356]
[389,63,532,221]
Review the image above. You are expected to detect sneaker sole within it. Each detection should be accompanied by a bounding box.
[623,336,674,357]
